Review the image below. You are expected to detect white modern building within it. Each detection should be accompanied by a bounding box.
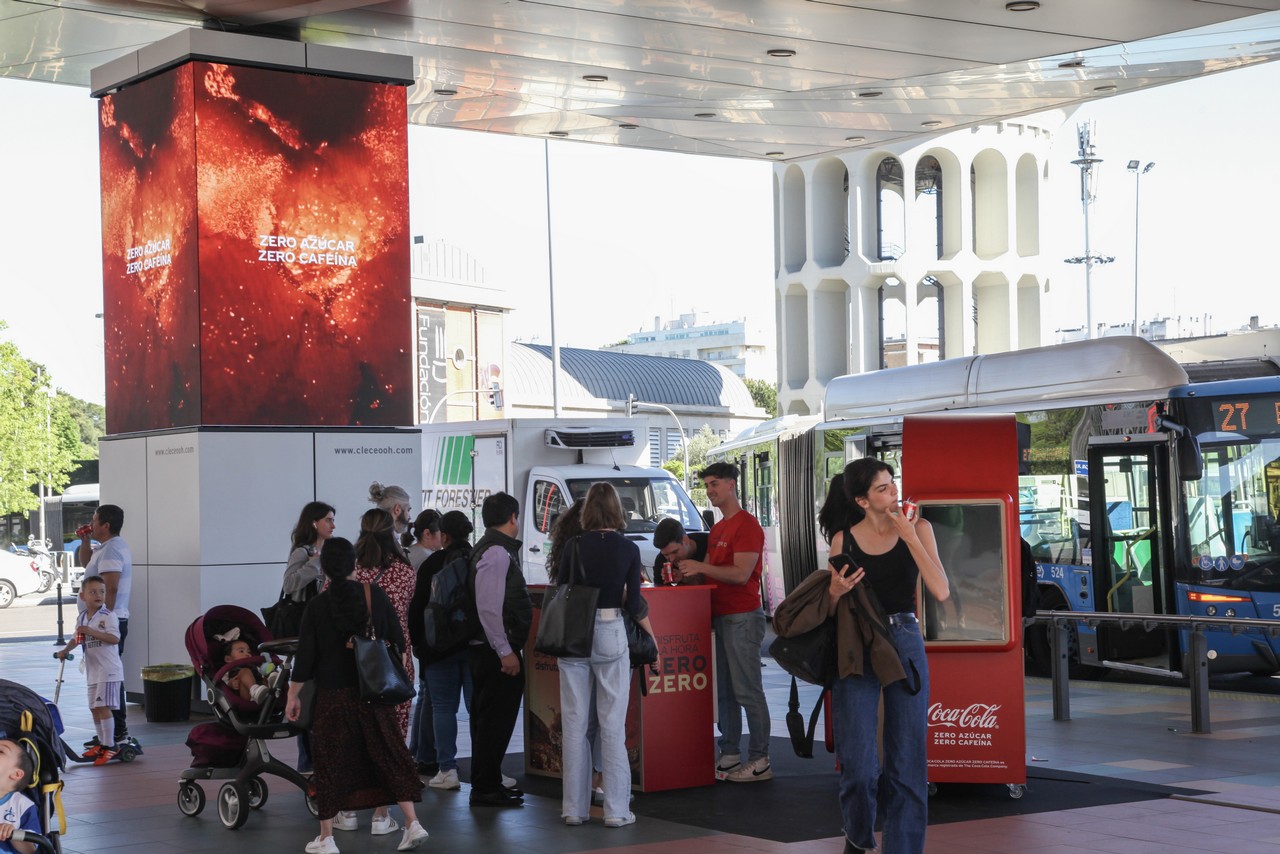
[604,312,776,383]
[774,117,1061,416]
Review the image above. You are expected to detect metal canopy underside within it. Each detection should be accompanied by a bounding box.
[6,0,1280,160]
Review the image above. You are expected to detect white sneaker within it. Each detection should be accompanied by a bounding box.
[500,773,518,788]
[428,768,460,790]
[604,812,636,828]
[714,754,741,781]
[250,683,271,704]
[397,821,429,851]
[562,815,587,826]
[332,811,358,831]
[305,835,339,854]
[371,814,399,836]
[725,756,772,782]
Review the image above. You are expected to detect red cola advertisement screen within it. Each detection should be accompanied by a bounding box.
[99,61,411,433]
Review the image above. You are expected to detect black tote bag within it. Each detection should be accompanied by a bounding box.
[350,583,416,705]
[534,539,600,658]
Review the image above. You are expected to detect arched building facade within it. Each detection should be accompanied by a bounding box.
[774,115,1062,416]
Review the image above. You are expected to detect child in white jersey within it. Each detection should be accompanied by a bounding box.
[55,575,124,765]
[0,738,38,854]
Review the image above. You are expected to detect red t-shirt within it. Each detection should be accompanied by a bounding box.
[705,509,764,616]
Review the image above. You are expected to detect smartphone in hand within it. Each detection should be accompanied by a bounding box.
[830,554,859,577]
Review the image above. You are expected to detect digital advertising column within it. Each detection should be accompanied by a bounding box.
[92,31,417,701]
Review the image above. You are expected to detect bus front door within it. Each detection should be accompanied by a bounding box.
[1086,436,1176,671]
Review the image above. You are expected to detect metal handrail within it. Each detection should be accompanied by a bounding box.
[1027,610,1280,734]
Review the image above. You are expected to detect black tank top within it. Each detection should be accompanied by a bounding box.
[843,533,919,615]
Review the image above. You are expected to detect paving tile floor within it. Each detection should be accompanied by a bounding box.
[9,633,1280,852]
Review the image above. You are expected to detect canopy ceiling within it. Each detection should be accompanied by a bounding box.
[5,0,1280,160]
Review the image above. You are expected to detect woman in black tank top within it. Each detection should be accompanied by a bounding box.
[817,459,949,854]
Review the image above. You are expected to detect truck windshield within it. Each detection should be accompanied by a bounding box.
[566,477,705,534]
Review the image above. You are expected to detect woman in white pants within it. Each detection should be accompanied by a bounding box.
[555,482,654,827]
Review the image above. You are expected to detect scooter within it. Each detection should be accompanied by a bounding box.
[52,651,143,764]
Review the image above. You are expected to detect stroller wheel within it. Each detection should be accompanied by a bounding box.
[217,782,250,830]
[305,790,320,818]
[178,782,206,817]
[246,776,269,810]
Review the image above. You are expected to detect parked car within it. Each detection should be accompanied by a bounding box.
[0,550,43,608]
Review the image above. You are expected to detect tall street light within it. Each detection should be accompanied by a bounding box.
[1127,160,1155,337]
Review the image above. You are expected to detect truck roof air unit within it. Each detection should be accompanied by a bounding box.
[545,427,636,450]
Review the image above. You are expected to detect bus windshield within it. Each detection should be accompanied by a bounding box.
[566,476,705,534]
[1187,436,1280,590]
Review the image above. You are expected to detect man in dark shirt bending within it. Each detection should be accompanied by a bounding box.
[652,518,709,583]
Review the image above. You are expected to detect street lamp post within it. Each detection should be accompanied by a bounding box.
[1071,123,1104,338]
[1127,160,1155,337]
[626,393,689,490]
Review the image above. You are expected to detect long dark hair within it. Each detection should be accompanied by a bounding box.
[405,509,441,548]
[817,458,895,543]
[354,508,399,569]
[320,537,366,634]
[290,501,335,550]
[546,500,585,583]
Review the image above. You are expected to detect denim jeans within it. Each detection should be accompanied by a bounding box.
[832,620,930,854]
[713,608,770,761]
[558,615,630,820]
[424,649,474,771]
[408,672,436,765]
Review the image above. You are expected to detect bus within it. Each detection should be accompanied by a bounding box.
[1,483,100,554]
[708,336,1280,679]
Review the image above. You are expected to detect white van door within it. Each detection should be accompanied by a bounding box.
[522,475,569,584]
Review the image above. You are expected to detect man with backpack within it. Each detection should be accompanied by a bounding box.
[467,493,532,808]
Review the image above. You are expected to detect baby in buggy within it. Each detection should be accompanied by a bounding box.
[178,605,316,830]
[0,679,65,854]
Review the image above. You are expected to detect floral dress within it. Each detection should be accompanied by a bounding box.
[354,555,417,737]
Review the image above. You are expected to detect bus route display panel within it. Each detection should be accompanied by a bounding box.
[1182,393,1280,440]
[99,61,411,433]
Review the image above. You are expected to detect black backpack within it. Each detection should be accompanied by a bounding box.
[422,551,480,655]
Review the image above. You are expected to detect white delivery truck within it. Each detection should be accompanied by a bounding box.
[420,418,707,583]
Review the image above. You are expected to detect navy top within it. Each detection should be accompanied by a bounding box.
[843,534,919,615]
[557,531,645,617]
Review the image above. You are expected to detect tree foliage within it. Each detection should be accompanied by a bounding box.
[0,325,82,515]
[61,392,105,459]
[743,377,779,417]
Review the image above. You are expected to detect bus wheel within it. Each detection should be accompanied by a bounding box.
[1025,589,1102,680]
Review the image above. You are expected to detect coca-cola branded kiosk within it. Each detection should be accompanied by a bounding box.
[902,414,1027,795]
[523,584,716,791]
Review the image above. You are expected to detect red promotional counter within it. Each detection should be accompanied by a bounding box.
[902,414,1027,793]
[523,584,715,791]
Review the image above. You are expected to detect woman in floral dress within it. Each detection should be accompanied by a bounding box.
[353,507,418,737]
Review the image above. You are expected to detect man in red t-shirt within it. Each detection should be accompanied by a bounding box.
[675,462,772,783]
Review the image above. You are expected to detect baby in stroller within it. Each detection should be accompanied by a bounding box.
[0,679,65,854]
[178,605,315,830]
[218,632,272,707]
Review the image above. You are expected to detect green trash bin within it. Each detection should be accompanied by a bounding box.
[142,664,195,722]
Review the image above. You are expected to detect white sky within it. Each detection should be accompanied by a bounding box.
[3,57,1280,405]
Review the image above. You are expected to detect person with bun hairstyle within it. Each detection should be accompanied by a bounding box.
[368,482,414,552]
[407,510,477,790]
[286,537,428,853]
[404,509,441,572]
[815,459,949,854]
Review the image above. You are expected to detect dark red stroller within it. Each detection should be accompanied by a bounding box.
[177,604,317,829]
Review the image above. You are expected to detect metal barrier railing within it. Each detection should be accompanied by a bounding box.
[1029,610,1280,734]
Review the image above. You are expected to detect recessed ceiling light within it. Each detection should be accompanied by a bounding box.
[695,112,716,118]
[433,88,457,96]
[766,48,796,58]
[858,90,883,98]
[582,74,608,82]
[921,120,943,127]
[549,131,569,137]
[845,136,866,143]
[1058,58,1086,69]
[1094,84,1117,92]
[619,123,638,130]
[765,151,784,157]
[1006,1,1040,10]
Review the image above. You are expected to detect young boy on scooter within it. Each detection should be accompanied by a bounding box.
[55,575,123,765]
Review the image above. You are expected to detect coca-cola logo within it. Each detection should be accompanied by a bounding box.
[928,703,1000,730]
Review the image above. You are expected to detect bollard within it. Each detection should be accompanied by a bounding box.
[1050,619,1071,722]
[54,580,67,645]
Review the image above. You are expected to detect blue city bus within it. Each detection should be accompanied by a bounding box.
[710,337,1280,678]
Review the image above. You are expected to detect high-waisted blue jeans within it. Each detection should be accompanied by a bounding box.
[832,619,930,854]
